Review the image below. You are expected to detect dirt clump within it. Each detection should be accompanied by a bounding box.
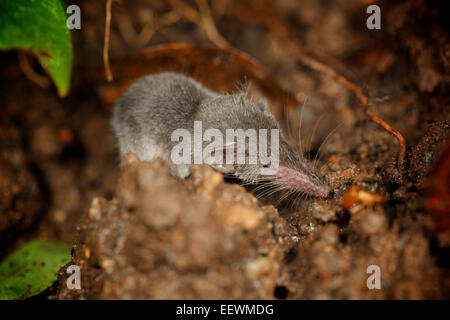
[57,153,294,299]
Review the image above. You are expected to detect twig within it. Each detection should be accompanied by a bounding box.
[114,9,181,48]
[289,43,406,167]
[230,1,407,168]
[104,0,114,82]
[169,0,229,48]
[114,10,136,45]
[195,0,229,48]
[135,11,181,48]
[169,0,199,23]
[365,106,407,165]
[300,55,406,167]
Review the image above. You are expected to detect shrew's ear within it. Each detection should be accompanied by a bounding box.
[256,98,270,113]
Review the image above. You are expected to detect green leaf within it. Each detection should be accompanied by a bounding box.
[0,0,73,97]
[0,239,71,300]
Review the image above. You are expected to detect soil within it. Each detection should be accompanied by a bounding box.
[1,0,449,299]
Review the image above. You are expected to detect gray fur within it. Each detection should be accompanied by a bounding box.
[111,72,329,197]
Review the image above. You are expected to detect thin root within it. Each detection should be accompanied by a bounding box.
[169,0,229,48]
[104,0,114,82]
[230,1,407,168]
[135,11,181,48]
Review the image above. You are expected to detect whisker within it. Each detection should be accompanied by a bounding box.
[297,95,308,157]
[313,121,345,169]
[307,112,325,156]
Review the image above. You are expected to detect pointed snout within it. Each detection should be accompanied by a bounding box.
[275,165,330,198]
